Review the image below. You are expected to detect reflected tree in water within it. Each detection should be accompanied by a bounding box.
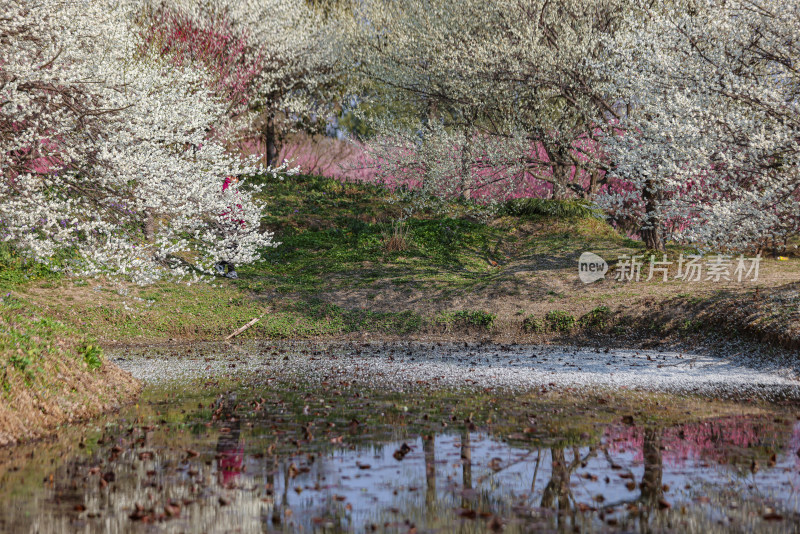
[424,434,437,511]
[540,446,597,511]
[640,427,663,506]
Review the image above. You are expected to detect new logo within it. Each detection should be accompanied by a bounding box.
[578,252,608,284]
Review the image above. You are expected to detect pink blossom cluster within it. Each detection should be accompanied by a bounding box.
[142,6,262,112]
[247,131,625,204]
[604,416,795,467]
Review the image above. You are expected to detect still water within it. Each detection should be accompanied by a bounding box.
[0,344,799,533]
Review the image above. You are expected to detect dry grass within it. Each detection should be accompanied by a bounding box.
[382,220,410,252]
[14,217,800,351]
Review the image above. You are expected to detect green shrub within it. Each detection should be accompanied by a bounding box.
[440,310,496,330]
[79,343,103,371]
[579,305,611,330]
[679,319,703,334]
[545,310,576,331]
[9,352,33,373]
[522,315,545,334]
[455,310,495,329]
[501,198,602,220]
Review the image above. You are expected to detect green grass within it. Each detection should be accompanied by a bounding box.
[79,343,103,371]
[232,173,533,295]
[579,305,612,330]
[13,171,776,344]
[0,292,140,445]
[5,176,629,303]
[522,315,545,334]
[0,294,104,391]
[0,243,63,290]
[438,309,497,330]
[0,173,653,342]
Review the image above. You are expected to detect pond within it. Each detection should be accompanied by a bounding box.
[0,341,799,533]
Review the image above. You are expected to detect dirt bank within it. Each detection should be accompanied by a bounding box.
[0,295,140,447]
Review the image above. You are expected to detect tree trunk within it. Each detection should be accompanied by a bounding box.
[144,208,155,242]
[588,169,600,199]
[640,226,664,252]
[424,435,436,509]
[541,448,570,510]
[461,429,472,490]
[640,178,665,252]
[263,114,278,168]
[460,132,472,200]
[551,165,569,200]
[640,427,663,505]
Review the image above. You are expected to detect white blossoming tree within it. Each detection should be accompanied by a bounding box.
[1,0,290,282]
[341,0,626,211]
[599,0,800,251]
[144,0,345,166]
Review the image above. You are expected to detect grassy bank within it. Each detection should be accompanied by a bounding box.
[0,294,139,446]
[3,173,799,351]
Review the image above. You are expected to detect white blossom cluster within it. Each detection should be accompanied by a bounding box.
[147,0,345,154]
[597,0,800,249]
[1,0,293,283]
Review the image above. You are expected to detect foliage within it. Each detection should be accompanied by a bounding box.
[440,310,496,330]
[341,0,799,251]
[143,0,347,165]
[18,172,798,348]
[579,306,611,330]
[0,243,62,289]
[342,0,625,211]
[9,353,33,374]
[598,0,800,250]
[80,343,104,371]
[4,0,797,282]
[0,296,104,385]
[522,315,545,334]
[545,310,576,332]
[502,199,602,220]
[296,298,424,335]
[679,319,704,334]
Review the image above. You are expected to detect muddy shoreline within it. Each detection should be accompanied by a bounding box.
[4,308,799,449]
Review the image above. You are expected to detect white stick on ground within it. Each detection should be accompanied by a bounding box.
[225,314,264,340]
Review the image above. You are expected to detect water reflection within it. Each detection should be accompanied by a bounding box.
[0,397,798,532]
[214,394,244,488]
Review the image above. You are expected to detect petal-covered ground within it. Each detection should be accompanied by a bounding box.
[114,341,800,401]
